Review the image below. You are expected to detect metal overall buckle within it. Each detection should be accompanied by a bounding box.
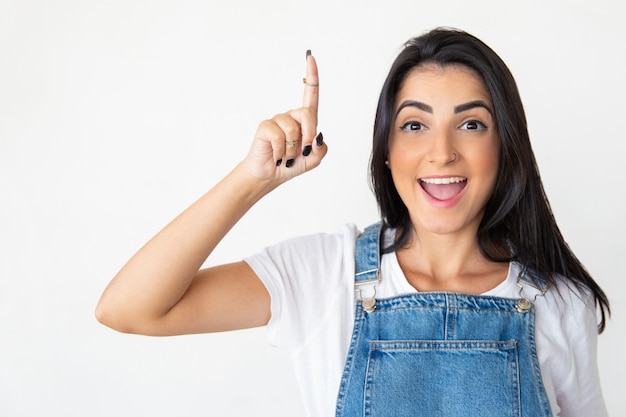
[355,269,381,313]
[515,268,549,313]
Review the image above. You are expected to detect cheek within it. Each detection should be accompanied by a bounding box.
[478,152,499,177]
[476,143,500,191]
[466,136,500,173]
[387,137,421,170]
[486,139,501,176]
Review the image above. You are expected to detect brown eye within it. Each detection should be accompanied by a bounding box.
[400,121,425,131]
[460,120,487,130]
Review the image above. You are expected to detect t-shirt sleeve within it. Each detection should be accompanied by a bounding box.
[550,291,608,417]
[243,224,359,350]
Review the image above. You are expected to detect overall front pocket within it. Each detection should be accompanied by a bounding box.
[364,340,520,417]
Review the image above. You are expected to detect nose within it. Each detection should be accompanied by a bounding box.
[427,128,457,164]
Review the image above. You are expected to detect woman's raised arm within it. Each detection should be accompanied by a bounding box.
[95,52,326,336]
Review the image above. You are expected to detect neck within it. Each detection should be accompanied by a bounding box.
[395,226,507,293]
[407,227,483,277]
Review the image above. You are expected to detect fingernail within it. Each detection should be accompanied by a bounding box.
[276,158,283,167]
[302,145,312,157]
[285,159,295,168]
[306,49,311,59]
[315,132,324,147]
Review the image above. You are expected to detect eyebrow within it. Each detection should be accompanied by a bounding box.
[454,100,493,115]
[395,99,493,117]
[395,100,432,117]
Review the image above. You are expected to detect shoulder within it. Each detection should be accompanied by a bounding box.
[243,223,362,310]
[244,223,360,270]
[536,271,597,329]
[521,264,598,353]
[506,263,596,322]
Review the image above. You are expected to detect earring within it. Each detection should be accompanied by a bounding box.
[385,160,389,166]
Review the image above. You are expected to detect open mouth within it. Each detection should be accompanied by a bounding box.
[420,177,467,201]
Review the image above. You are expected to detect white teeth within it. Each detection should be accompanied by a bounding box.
[420,177,466,185]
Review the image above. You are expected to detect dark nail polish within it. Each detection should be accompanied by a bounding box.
[276,158,283,167]
[306,49,312,59]
[302,145,312,157]
[285,158,295,168]
[315,132,324,147]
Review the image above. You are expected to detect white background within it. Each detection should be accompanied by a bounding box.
[1,0,624,415]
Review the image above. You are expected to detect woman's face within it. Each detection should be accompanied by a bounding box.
[387,64,500,238]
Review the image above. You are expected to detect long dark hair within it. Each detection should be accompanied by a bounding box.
[370,27,610,332]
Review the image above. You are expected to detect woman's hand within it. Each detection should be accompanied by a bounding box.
[242,51,327,183]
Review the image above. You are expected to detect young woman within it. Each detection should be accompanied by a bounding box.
[96,28,610,416]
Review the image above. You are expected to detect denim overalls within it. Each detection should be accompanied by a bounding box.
[335,223,553,417]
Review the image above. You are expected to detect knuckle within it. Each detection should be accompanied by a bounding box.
[284,126,300,139]
[258,119,278,134]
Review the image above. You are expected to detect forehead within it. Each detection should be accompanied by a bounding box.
[395,64,492,107]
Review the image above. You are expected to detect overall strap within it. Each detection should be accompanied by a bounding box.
[354,222,383,283]
[354,222,383,312]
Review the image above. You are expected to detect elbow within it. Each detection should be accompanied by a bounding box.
[95,301,123,333]
[95,297,137,334]
[95,297,165,336]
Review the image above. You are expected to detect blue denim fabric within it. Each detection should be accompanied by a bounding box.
[335,223,552,417]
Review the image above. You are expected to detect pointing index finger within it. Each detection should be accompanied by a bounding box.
[302,50,319,111]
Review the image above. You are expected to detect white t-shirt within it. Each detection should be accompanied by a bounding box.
[244,224,607,417]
